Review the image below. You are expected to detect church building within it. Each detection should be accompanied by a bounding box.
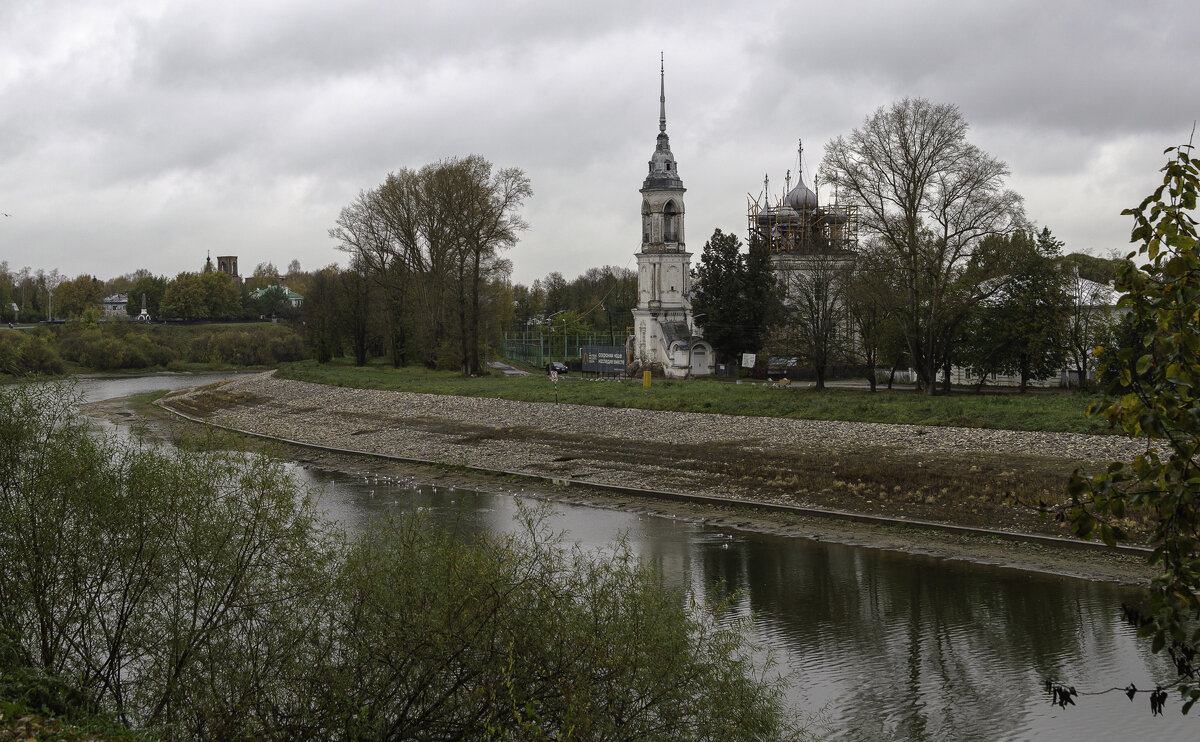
[629,58,714,378]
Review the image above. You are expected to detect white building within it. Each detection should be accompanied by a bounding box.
[629,59,713,379]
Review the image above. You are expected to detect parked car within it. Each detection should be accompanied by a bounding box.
[546,361,568,375]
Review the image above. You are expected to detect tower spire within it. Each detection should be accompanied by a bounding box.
[659,52,666,134]
[642,53,683,192]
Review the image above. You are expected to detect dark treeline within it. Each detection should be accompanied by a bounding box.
[0,260,317,325]
[0,323,308,376]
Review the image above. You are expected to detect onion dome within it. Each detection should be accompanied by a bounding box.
[757,203,799,227]
[784,174,818,210]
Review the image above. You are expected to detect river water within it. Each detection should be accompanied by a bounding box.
[77,374,1194,741]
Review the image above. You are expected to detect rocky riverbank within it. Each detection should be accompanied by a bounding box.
[124,370,1159,584]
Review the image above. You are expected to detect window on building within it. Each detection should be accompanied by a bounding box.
[664,201,679,243]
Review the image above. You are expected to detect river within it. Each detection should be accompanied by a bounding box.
[77,374,1193,741]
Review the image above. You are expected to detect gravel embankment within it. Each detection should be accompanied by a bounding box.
[150,371,1164,582]
[166,371,1146,480]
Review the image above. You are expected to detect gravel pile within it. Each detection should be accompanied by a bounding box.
[176,372,1148,466]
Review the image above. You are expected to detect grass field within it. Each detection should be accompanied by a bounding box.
[276,359,1113,435]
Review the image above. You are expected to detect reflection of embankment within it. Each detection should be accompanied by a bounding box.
[157,371,1155,558]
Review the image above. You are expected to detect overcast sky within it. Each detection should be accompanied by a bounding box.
[1,0,1196,286]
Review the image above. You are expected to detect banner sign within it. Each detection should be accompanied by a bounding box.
[580,345,626,373]
[741,353,757,368]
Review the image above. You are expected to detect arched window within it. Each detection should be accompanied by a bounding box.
[664,201,679,243]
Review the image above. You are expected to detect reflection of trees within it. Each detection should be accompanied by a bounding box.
[316,480,1177,737]
[672,537,1138,740]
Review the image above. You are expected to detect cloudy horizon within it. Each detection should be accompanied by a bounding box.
[1,0,1196,286]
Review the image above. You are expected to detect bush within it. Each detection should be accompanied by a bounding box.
[0,334,66,375]
[0,381,796,740]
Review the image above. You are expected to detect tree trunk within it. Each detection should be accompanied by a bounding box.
[920,358,938,396]
[468,248,483,375]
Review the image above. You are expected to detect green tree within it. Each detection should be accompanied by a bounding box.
[692,230,781,363]
[125,274,167,319]
[1062,259,1120,391]
[959,230,1071,391]
[302,266,342,363]
[1059,250,1126,284]
[53,274,105,319]
[160,272,209,319]
[776,247,853,389]
[845,240,899,391]
[692,229,745,360]
[332,156,530,374]
[198,271,241,319]
[742,233,783,357]
[1065,144,1200,714]
[254,284,289,318]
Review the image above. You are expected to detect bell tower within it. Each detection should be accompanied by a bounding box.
[630,55,711,378]
[636,54,691,313]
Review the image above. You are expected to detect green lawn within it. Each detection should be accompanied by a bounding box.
[276,359,1114,435]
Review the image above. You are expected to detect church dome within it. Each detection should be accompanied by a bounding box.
[784,175,818,210]
[757,204,798,227]
[643,133,684,190]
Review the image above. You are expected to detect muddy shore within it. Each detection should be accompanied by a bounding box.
[86,372,1157,585]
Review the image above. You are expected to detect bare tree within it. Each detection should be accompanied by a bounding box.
[331,157,530,374]
[776,250,852,389]
[330,187,412,366]
[844,240,900,392]
[821,98,1025,394]
[1064,268,1118,390]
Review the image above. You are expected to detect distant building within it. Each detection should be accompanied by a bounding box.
[629,58,713,378]
[203,253,242,283]
[216,255,240,281]
[249,285,304,309]
[101,293,128,319]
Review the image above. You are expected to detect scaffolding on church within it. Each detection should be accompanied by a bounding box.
[746,197,859,255]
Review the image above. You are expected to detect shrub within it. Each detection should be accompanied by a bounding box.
[0,381,795,740]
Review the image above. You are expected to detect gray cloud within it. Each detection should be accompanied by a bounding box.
[0,0,1195,283]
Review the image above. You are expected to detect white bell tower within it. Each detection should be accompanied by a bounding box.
[630,55,712,378]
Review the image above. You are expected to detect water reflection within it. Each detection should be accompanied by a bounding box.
[76,374,1194,741]
[300,463,1189,740]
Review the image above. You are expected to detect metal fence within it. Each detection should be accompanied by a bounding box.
[501,332,618,369]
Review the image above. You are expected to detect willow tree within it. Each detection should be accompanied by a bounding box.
[820,98,1025,394]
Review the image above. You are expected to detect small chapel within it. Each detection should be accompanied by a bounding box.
[629,58,714,378]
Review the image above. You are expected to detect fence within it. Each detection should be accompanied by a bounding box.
[501,331,620,369]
